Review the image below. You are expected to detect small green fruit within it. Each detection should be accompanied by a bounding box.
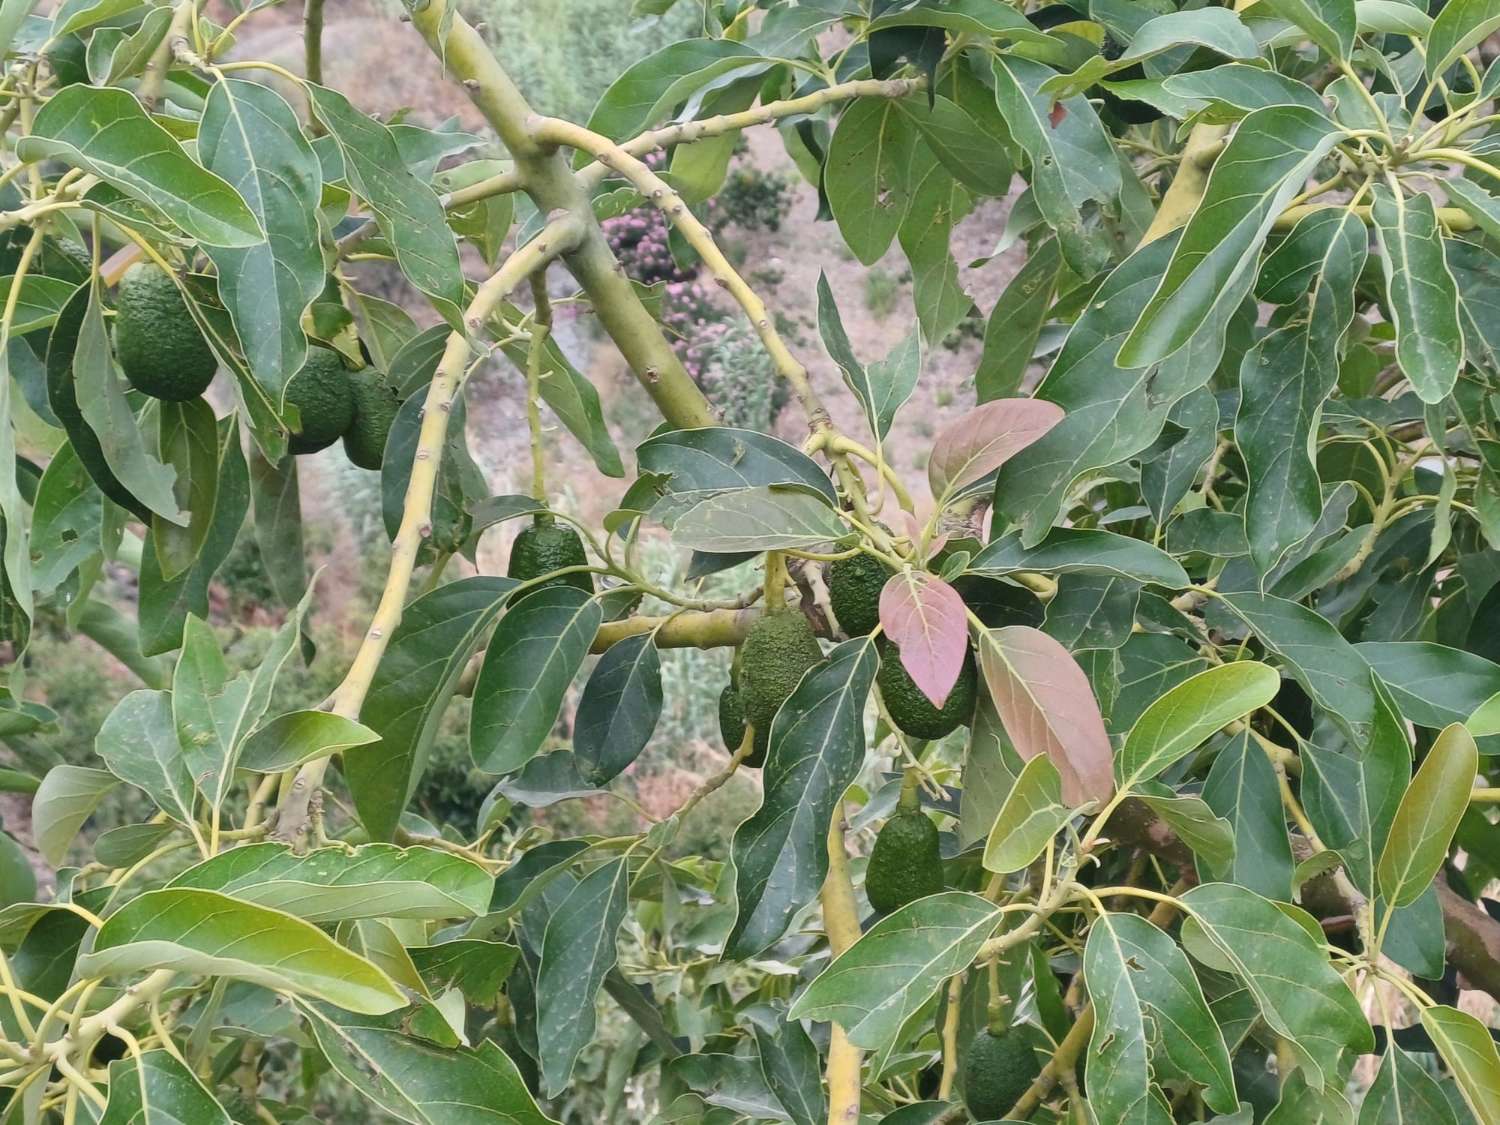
[343,369,401,470]
[963,1029,1041,1122]
[826,552,892,636]
[865,808,944,913]
[739,610,822,734]
[114,263,218,402]
[876,637,976,740]
[284,346,356,455]
[508,517,593,594]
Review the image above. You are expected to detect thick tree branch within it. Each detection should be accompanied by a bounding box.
[406,0,717,431]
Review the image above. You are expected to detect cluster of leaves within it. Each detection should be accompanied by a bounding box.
[0,0,1499,1122]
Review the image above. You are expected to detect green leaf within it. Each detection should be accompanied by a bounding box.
[98,1049,231,1125]
[1360,1044,1459,1124]
[976,625,1114,807]
[893,93,1013,196]
[1162,64,1327,117]
[991,55,1120,277]
[73,276,183,525]
[1356,641,1500,728]
[347,576,512,841]
[152,397,219,582]
[897,156,974,344]
[1180,883,1372,1087]
[825,98,919,265]
[31,764,116,868]
[168,842,492,923]
[671,486,850,553]
[1139,791,1236,871]
[755,1016,825,1125]
[585,38,764,148]
[471,587,602,775]
[50,0,140,36]
[816,272,920,440]
[94,822,175,868]
[1420,1004,1500,1124]
[1117,663,1280,789]
[1370,186,1464,404]
[95,689,197,825]
[972,527,1188,588]
[299,1000,558,1125]
[1044,9,1261,99]
[1258,0,1356,60]
[408,938,518,1006]
[1202,731,1294,899]
[1377,723,1476,909]
[1356,0,1433,35]
[1084,912,1238,1121]
[79,888,405,1013]
[0,274,74,335]
[199,78,325,400]
[788,892,1000,1050]
[1426,0,1500,78]
[238,709,379,773]
[17,85,261,247]
[1237,208,1366,573]
[727,639,877,958]
[637,426,837,506]
[976,236,1062,401]
[307,85,464,327]
[537,858,629,1096]
[867,0,1051,41]
[1119,106,1339,368]
[574,632,661,786]
[982,754,1073,874]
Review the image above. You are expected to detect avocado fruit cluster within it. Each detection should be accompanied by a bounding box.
[507,515,594,595]
[284,346,356,454]
[114,263,219,402]
[865,807,944,913]
[963,1029,1041,1121]
[826,552,891,637]
[718,610,823,768]
[876,637,977,740]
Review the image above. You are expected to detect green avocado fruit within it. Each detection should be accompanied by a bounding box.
[876,637,976,740]
[343,369,401,470]
[739,610,822,735]
[963,1029,1041,1122]
[284,346,356,455]
[826,552,892,637]
[114,263,219,402]
[717,680,769,768]
[865,808,944,913]
[508,516,593,594]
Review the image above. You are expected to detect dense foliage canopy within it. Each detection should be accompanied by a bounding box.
[2,0,1500,1121]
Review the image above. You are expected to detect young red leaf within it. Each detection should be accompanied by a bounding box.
[977,625,1114,806]
[927,398,1064,500]
[879,571,969,707]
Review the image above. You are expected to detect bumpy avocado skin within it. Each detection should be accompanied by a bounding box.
[343,369,401,470]
[876,637,977,740]
[826,553,891,636]
[719,683,746,752]
[739,611,823,733]
[507,519,594,594]
[963,1030,1041,1122]
[866,809,944,913]
[114,263,218,401]
[284,346,356,454]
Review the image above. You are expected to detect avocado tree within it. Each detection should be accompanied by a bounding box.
[3,0,1500,1120]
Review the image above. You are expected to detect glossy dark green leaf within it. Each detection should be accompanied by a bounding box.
[1045,9,1261,98]
[574,632,661,785]
[1378,723,1476,909]
[1141,388,1219,525]
[199,78,325,399]
[169,842,492,923]
[238,710,378,773]
[816,272,921,440]
[637,426,837,506]
[754,1016,825,1125]
[1356,641,1500,728]
[897,155,973,344]
[409,938,518,1006]
[18,85,261,246]
[80,889,405,1013]
[1120,106,1338,368]
[1201,731,1293,899]
[152,397,219,581]
[1237,208,1365,573]
[1426,0,1500,77]
[893,93,1012,196]
[307,85,464,327]
[300,1000,558,1124]
[825,97,918,265]
[585,38,764,147]
[348,576,512,841]
[992,55,1119,277]
[976,236,1061,402]
[537,858,628,1095]
[98,1049,231,1125]
[788,892,1000,1049]
[471,587,601,775]
[1042,574,1139,651]
[671,486,851,553]
[1370,186,1464,405]
[1118,662,1279,789]
[727,638,876,958]
[972,527,1188,588]
[1085,911,1237,1121]
[32,764,116,867]
[95,689,197,825]
[1161,64,1327,116]
[1359,1044,1459,1125]
[1259,0,1356,59]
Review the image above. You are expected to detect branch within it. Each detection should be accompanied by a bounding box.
[822,814,863,1125]
[591,608,762,653]
[1273,201,1476,232]
[275,215,584,845]
[302,0,323,86]
[405,0,717,431]
[138,1,192,111]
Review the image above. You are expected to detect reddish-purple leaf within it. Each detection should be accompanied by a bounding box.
[976,625,1113,807]
[879,572,969,707]
[927,399,1065,500]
